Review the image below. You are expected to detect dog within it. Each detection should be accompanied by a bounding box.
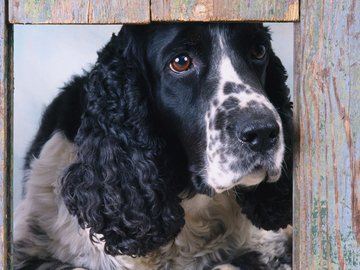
[14,23,293,270]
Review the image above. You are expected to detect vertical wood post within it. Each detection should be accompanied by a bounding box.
[0,0,13,268]
[294,0,360,269]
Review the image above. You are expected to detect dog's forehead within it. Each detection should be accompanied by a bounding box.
[147,23,261,49]
[144,23,269,104]
[147,24,210,50]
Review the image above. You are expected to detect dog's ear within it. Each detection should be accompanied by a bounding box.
[235,49,293,230]
[61,26,184,256]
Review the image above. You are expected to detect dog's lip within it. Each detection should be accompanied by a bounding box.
[191,164,281,194]
[265,167,282,183]
[231,169,267,188]
[213,168,272,193]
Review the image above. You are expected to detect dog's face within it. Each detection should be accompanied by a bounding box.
[137,24,285,194]
[59,24,291,256]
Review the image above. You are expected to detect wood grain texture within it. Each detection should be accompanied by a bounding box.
[151,0,299,22]
[10,0,150,24]
[294,0,360,269]
[0,0,13,269]
[0,0,5,267]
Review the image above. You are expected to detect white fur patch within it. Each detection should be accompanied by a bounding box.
[14,135,290,270]
[238,169,267,187]
[204,53,285,191]
[14,133,120,270]
[212,264,241,270]
[219,56,242,86]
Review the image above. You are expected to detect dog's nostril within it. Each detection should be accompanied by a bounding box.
[240,129,258,144]
[226,124,235,132]
[239,121,279,152]
[269,125,280,140]
[269,122,280,139]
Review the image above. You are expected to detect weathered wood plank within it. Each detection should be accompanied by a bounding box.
[10,0,150,24]
[294,0,360,269]
[0,0,13,269]
[151,0,299,22]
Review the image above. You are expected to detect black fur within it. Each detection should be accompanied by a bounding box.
[22,23,292,260]
[23,76,86,171]
[60,30,186,256]
[235,50,293,230]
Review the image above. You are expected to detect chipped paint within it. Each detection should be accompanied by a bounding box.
[1,0,13,268]
[10,0,150,24]
[152,0,299,22]
[285,2,299,22]
[294,0,360,268]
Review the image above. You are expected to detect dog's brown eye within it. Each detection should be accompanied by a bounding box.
[170,55,192,73]
[251,45,267,60]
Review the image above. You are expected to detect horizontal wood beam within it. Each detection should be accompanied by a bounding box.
[9,0,299,24]
[151,0,299,22]
[9,0,150,24]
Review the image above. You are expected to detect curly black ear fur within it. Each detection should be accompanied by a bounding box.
[235,49,293,230]
[61,27,185,256]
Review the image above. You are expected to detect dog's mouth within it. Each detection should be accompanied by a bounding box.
[212,168,268,194]
[191,164,282,195]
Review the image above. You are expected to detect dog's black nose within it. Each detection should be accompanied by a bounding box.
[238,119,279,152]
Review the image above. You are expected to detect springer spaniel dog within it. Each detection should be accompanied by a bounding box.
[14,23,293,270]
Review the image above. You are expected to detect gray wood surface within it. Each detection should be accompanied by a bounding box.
[0,0,13,268]
[10,0,150,24]
[9,0,299,23]
[151,0,299,22]
[293,0,360,269]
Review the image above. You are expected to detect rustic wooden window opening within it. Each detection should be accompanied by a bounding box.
[1,1,359,269]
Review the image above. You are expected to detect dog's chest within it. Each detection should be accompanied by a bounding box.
[129,193,252,270]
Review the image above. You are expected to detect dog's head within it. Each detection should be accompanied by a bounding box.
[61,23,292,257]
[133,24,289,193]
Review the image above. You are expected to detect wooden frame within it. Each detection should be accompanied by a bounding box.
[293,1,360,269]
[2,0,360,269]
[1,0,13,268]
